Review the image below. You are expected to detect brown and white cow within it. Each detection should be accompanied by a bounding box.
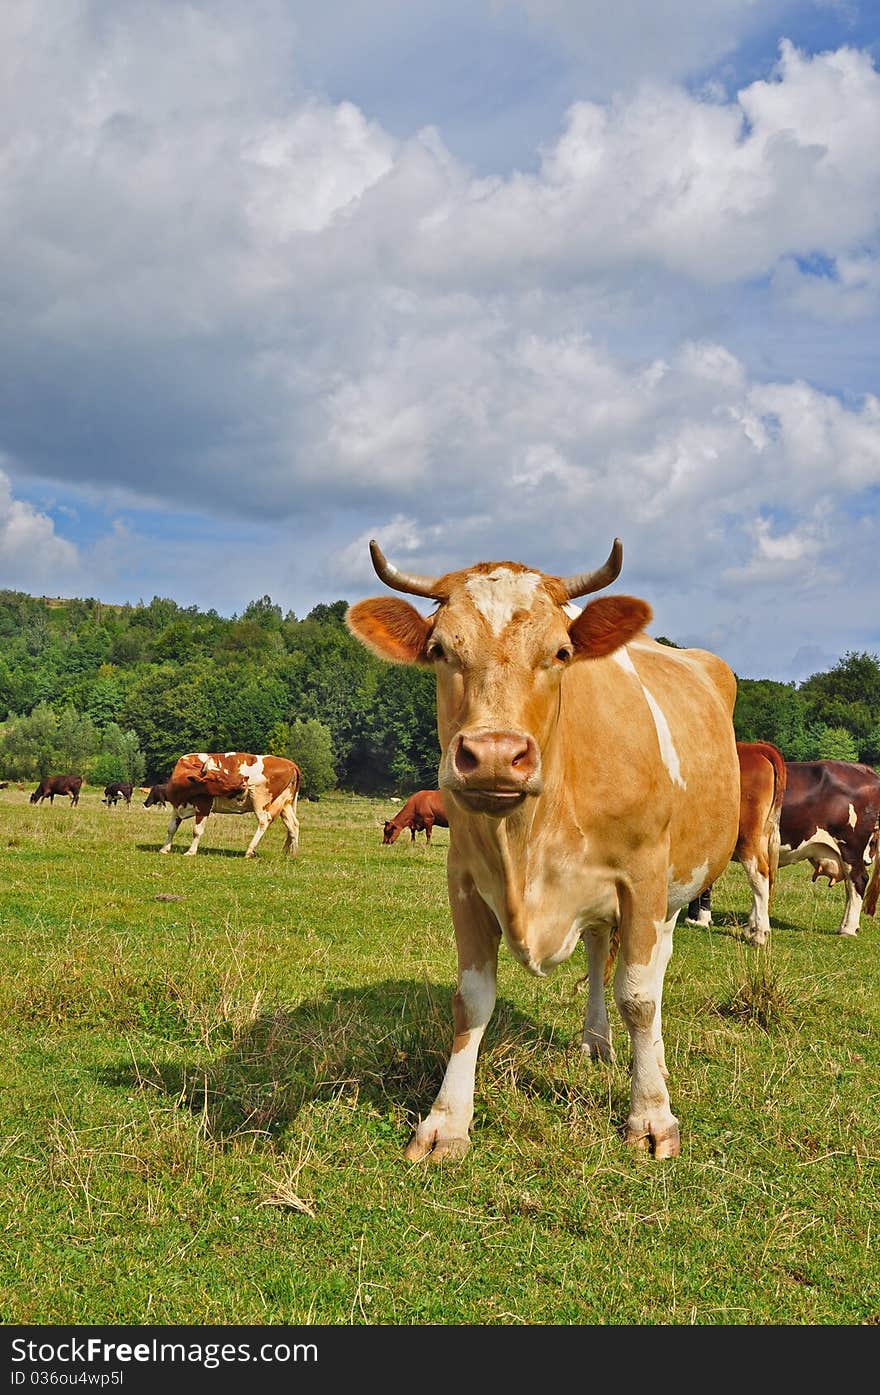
[690,758,880,938]
[102,781,134,807]
[383,790,449,845]
[686,740,787,945]
[346,538,740,1161]
[159,752,302,858]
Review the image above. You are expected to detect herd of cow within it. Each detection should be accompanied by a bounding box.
[16,535,880,1164]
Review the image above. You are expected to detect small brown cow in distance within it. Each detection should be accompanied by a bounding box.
[143,782,172,808]
[383,789,448,845]
[30,774,83,806]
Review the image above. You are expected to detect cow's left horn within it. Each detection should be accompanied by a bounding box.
[369,539,442,598]
[558,539,623,599]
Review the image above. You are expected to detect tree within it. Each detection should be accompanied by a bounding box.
[281,718,337,798]
[0,703,59,779]
[53,706,98,774]
[89,724,146,786]
[812,725,860,761]
[799,651,880,762]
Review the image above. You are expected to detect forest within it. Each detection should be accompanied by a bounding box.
[1,586,878,795]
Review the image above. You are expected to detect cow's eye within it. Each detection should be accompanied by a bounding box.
[426,640,446,662]
[555,647,573,664]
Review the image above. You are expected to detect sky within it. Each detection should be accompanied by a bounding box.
[1,0,879,683]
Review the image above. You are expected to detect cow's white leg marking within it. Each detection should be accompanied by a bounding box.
[580,926,615,1063]
[837,876,862,936]
[183,810,210,856]
[160,812,182,854]
[649,912,677,1081]
[743,854,771,946]
[244,809,273,858]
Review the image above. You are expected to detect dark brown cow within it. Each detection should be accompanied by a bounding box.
[346,537,740,1161]
[686,740,787,945]
[690,757,880,938]
[102,781,134,807]
[383,790,448,844]
[30,774,82,806]
[160,752,301,857]
[143,782,171,808]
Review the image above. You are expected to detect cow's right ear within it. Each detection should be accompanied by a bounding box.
[346,598,432,664]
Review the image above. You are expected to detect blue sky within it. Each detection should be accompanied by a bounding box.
[1,0,879,681]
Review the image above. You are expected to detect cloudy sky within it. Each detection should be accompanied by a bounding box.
[2,1,879,681]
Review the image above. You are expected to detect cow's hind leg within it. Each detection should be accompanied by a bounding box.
[742,853,772,945]
[580,925,616,1063]
[405,875,500,1163]
[685,886,712,926]
[279,800,300,856]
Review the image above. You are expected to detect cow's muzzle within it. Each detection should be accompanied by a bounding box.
[445,729,542,816]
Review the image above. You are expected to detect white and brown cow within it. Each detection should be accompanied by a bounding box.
[346,538,740,1161]
[159,752,301,858]
[686,740,787,945]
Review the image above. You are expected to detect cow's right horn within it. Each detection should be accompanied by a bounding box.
[558,539,623,599]
[369,540,443,598]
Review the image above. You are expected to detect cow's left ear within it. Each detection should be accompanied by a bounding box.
[346,597,433,665]
[569,596,653,659]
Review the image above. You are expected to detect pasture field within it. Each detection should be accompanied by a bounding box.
[0,785,878,1327]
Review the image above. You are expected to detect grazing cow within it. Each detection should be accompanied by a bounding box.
[686,741,787,945]
[30,774,83,806]
[689,758,880,938]
[102,781,134,807]
[383,790,449,845]
[159,752,302,858]
[346,538,739,1161]
[143,782,171,808]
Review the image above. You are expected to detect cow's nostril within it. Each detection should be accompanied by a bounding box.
[456,740,480,774]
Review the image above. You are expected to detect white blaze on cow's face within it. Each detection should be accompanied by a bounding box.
[429,567,576,816]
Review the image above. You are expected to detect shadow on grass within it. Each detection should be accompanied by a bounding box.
[134,844,252,858]
[97,979,624,1149]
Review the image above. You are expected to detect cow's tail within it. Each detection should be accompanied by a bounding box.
[264,763,302,821]
[603,924,620,987]
[863,820,880,917]
[766,746,787,900]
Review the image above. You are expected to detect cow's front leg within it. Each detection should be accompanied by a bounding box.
[159,812,182,853]
[615,884,680,1159]
[405,874,500,1163]
[183,797,213,856]
[244,811,272,857]
[837,871,863,936]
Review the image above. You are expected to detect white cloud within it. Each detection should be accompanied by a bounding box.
[0,469,79,589]
[0,5,879,679]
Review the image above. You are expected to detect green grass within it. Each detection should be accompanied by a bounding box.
[0,786,878,1325]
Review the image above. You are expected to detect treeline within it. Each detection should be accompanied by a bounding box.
[0,589,878,793]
